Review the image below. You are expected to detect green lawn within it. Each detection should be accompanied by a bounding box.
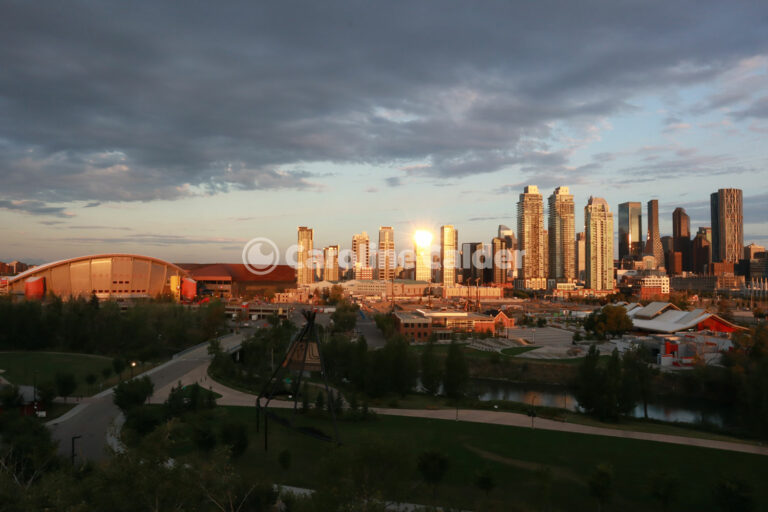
[220,407,767,511]
[0,351,154,396]
[500,346,539,356]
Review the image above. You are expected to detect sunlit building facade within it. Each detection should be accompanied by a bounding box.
[548,186,575,282]
[710,188,743,263]
[440,225,458,287]
[516,185,547,289]
[297,226,314,285]
[377,226,396,281]
[323,245,340,281]
[585,197,614,290]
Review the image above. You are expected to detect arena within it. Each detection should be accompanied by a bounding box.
[5,253,193,301]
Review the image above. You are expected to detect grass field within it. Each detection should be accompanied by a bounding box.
[218,407,767,511]
[0,351,154,396]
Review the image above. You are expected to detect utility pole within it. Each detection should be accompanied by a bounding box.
[71,435,82,465]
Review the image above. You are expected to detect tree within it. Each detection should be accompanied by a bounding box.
[219,421,249,458]
[101,366,113,380]
[588,464,614,512]
[574,344,602,415]
[54,372,77,400]
[112,357,126,381]
[621,346,656,418]
[113,376,154,413]
[278,449,292,471]
[649,471,679,512]
[474,468,495,495]
[85,373,97,392]
[417,450,449,500]
[420,342,443,396]
[0,384,22,409]
[713,478,754,512]
[443,341,469,399]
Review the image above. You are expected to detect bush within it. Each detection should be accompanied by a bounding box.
[220,420,249,458]
[113,376,154,413]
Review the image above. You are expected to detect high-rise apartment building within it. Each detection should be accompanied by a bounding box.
[351,232,372,280]
[710,188,743,263]
[377,226,395,281]
[517,185,546,288]
[585,198,614,290]
[323,245,340,281]
[618,202,642,261]
[297,226,314,285]
[644,199,664,269]
[440,225,458,288]
[491,237,507,285]
[575,232,586,282]
[548,186,575,281]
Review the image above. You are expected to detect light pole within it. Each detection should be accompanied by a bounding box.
[130,361,137,379]
[71,435,82,465]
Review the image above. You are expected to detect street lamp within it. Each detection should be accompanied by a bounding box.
[130,361,137,379]
[71,435,82,465]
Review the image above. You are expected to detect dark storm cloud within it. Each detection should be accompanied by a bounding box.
[1,0,767,205]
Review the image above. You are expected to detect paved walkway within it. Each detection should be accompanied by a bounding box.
[172,363,768,457]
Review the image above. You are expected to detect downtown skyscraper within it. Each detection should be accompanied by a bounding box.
[548,186,575,281]
[585,198,614,290]
[673,207,692,271]
[618,202,642,261]
[440,225,458,287]
[297,226,314,285]
[644,199,664,268]
[377,226,395,281]
[710,188,744,263]
[517,185,547,289]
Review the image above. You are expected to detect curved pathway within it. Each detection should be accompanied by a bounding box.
[177,364,768,457]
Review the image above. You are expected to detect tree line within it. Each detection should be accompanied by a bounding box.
[0,295,227,360]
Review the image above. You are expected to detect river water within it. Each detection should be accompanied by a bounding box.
[469,379,728,427]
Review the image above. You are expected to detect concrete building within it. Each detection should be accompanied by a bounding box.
[711,188,743,263]
[744,243,765,260]
[377,226,396,281]
[352,231,372,280]
[548,186,575,282]
[323,245,340,282]
[644,199,664,269]
[440,225,458,288]
[297,226,314,285]
[517,185,547,289]
[618,202,643,261]
[585,197,614,290]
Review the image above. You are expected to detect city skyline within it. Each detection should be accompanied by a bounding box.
[2,2,768,263]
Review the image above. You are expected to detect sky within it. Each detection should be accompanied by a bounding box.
[1,1,767,264]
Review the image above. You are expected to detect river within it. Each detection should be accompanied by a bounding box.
[469,378,729,427]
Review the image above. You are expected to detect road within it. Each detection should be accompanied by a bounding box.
[46,331,249,462]
[356,310,387,349]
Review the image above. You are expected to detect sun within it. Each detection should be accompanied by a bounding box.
[413,229,433,248]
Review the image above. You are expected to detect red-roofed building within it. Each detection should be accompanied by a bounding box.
[177,263,296,298]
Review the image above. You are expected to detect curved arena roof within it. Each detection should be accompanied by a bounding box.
[8,253,188,300]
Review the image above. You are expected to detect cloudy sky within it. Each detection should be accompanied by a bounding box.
[1,1,767,264]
